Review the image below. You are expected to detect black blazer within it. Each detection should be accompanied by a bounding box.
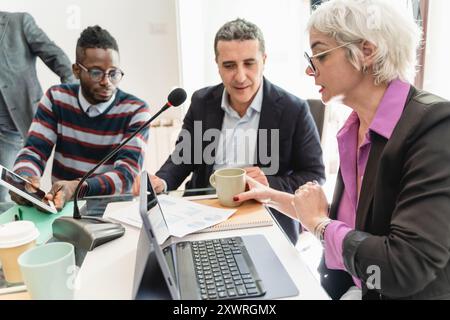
[156,78,325,244]
[320,87,450,300]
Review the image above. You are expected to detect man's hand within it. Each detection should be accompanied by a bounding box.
[150,175,166,194]
[132,173,166,196]
[244,167,269,186]
[45,180,79,210]
[9,176,41,206]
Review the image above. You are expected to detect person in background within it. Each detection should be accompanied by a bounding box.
[235,0,450,299]
[0,11,75,210]
[149,18,325,245]
[11,26,150,210]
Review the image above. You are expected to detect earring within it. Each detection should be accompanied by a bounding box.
[362,65,368,74]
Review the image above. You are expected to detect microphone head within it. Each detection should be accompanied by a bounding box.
[168,88,187,107]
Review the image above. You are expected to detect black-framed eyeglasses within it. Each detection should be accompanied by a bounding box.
[304,42,355,76]
[76,62,124,83]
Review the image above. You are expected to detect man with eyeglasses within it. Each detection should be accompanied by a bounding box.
[10,26,151,210]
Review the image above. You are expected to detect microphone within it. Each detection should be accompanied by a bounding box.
[52,88,187,251]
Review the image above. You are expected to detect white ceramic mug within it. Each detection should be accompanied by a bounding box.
[209,168,246,207]
[18,242,76,300]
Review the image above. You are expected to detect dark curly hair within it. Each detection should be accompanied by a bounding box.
[76,25,119,62]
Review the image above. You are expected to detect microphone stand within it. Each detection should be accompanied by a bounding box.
[73,103,172,218]
[52,103,174,251]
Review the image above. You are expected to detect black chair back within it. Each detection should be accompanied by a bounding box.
[307,99,326,140]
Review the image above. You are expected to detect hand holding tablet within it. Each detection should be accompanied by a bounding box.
[0,165,57,214]
[9,176,41,205]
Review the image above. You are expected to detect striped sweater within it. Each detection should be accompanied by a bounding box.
[13,84,151,196]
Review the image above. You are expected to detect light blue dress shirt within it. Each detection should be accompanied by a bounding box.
[213,81,264,170]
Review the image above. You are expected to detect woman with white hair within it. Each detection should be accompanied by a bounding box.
[234,0,450,300]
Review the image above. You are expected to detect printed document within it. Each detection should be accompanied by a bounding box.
[105,195,236,238]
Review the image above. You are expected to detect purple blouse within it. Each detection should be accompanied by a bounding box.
[323,79,411,287]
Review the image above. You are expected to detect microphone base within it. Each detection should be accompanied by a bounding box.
[52,216,125,251]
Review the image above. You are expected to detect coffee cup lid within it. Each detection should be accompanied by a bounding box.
[0,221,40,249]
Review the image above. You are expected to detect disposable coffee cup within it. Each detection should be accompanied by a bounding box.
[0,221,39,283]
[209,168,246,207]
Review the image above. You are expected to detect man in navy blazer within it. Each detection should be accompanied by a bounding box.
[153,19,325,244]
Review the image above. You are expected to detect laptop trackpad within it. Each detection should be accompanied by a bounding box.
[242,234,299,299]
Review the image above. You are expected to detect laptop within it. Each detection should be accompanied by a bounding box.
[133,171,299,300]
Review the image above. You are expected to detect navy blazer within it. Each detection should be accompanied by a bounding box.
[156,78,325,244]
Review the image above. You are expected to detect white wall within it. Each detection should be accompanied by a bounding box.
[177,0,320,108]
[5,0,448,192]
[424,0,450,100]
[2,0,183,118]
[2,0,183,188]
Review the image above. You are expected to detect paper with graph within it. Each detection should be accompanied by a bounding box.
[106,195,236,239]
[156,195,236,238]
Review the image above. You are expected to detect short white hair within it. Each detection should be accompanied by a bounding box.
[307,0,422,85]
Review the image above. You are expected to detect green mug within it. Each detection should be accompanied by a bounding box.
[18,242,76,300]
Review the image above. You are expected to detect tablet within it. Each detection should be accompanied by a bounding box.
[183,188,217,200]
[168,187,218,200]
[0,165,57,214]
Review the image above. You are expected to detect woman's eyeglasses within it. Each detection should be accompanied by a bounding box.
[304,42,355,76]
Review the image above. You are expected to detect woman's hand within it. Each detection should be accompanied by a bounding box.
[233,175,273,204]
[234,175,299,219]
[292,181,330,232]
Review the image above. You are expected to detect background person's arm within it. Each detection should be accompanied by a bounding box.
[13,88,58,178]
[22,12,75,83]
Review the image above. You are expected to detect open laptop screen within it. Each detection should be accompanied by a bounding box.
[137,172,181,299]
[134,171,299,300]
[142,181,171,245]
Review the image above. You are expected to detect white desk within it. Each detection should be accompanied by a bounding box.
[75,199,330,300]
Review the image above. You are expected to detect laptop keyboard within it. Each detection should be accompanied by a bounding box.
[190,237,265,300]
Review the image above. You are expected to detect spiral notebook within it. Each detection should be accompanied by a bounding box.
[194,199,273,233]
